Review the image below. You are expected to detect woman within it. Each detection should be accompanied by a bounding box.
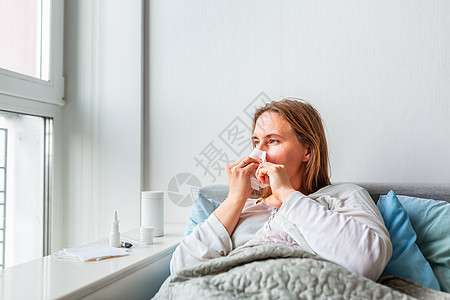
[170,99,392,281]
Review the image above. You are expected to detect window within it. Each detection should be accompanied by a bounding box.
[0,0,63,268]
[0,0,64,106]
[0,111,52,269]
[0,0,50,80]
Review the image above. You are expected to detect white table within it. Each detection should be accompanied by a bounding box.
[0,223,185,300]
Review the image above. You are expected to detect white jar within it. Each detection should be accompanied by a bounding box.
[140,226,154,245]
[141,191,164,237]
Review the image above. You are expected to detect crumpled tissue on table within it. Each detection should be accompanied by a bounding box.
[249,148,270,190]
[53,244,129,262]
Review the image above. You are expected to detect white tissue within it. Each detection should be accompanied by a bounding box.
[54,244,129,262]
[249,148,270,190]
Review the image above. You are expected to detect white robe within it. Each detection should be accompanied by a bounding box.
[170,183,392,281]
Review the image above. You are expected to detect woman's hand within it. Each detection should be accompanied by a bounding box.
[255,162,297,203]
[213,156,261,236]
[226,157,260,201]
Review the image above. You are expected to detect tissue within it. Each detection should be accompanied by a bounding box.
[54,244,129,262]
[249,148,270,190]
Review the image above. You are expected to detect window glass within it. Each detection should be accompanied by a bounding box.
[0,111,50,269]
[0,0,50,80]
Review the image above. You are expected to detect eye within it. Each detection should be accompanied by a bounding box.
[268,139,279,145]
[253,140,260,146]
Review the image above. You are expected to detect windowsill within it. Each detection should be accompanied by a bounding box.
[0,223,185,299]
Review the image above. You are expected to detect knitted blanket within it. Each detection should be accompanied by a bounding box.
[154,242,449,299]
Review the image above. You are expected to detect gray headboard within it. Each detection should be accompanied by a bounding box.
[354,183,450,203]
[199,183,450,204]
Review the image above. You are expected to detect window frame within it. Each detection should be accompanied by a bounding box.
[0,0,64,106]
[0,0,64,255]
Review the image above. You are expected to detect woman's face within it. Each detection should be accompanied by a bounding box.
[252,111,310,190]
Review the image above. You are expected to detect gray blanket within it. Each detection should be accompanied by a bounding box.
[154,242,450,299]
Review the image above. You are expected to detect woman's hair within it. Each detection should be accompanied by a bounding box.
[252,98,331,196]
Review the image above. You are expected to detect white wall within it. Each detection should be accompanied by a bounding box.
[61,1,450,246]
[63,0,142,247]
[147,1,450,223]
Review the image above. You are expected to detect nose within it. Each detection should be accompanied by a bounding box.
[256,143,268,152]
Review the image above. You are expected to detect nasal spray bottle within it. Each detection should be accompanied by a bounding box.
[109,211,120,248]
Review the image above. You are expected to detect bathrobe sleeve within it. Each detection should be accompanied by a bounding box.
[276,184,392,281]
[170,213,233,274]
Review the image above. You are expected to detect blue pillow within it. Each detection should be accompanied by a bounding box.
[396,194,450,292]
[377,190,440,290]
[184,191,222,236]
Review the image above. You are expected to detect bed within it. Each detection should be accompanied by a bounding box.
[154,183,450,299]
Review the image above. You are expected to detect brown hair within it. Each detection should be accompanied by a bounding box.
[252,98,331,196]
